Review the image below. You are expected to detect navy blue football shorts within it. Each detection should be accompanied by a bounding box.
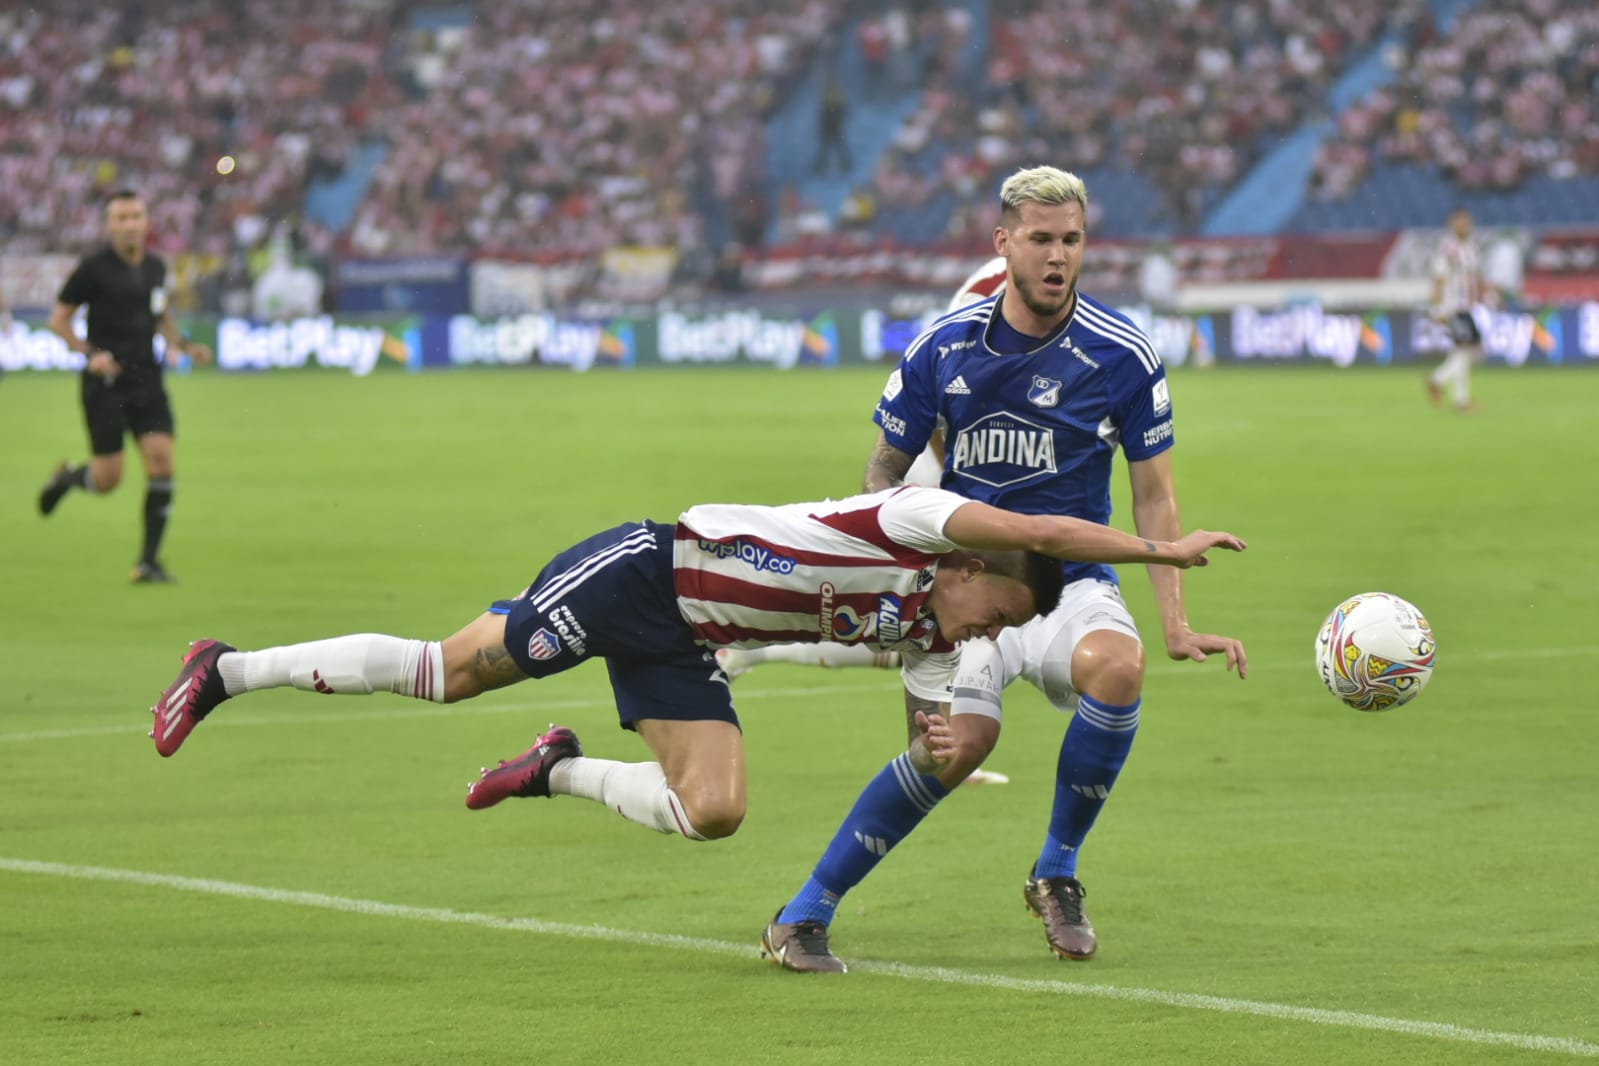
[490,520,739,732]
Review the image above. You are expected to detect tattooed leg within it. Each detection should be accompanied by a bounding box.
[441,612,530,702]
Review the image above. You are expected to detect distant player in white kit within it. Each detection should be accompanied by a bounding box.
[1426,207,1483,413]
[149,486,1243,845]
[716,255,1015,781]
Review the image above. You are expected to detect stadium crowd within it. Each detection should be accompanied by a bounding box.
[0,1,381,270]
[349,0,840,259]
[874,0,1418,237]
[1308,0,1599,201]
[1,0,845,300]
[3,0,1597,308]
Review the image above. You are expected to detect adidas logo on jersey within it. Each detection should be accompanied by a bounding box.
[945,376,971,395]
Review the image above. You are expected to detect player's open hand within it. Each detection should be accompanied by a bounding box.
[85,350,119,379]
[913,710,957,764]
[1165,628,1248,679]
[1170,530,1247,568]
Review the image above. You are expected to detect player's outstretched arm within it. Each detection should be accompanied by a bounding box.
[943,500,1245,569]
[1128,452,1250,678]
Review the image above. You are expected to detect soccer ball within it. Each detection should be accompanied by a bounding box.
[1314,592,1436,711]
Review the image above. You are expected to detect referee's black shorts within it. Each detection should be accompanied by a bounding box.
[80,376,176,456]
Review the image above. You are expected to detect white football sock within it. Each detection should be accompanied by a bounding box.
[814,644,900,669]
[217,635,445,702]
[548,757,708,840]
[1431,350,1471,405]
[1450,349,1474,405]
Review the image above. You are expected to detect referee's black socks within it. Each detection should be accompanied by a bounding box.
[141,478,174,566]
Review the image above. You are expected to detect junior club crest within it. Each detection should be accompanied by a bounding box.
[1028,375,1062,408]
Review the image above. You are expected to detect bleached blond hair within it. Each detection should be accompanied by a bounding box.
[999,166,1089,221]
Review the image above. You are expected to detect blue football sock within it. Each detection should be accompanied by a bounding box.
[1034,694,1140,880]
[778,753,949,925]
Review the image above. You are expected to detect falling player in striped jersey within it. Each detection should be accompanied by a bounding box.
[762,166,1247,974]
[1425,207,1483,413]
[715,255,1015,782]
[149,486,1243,846]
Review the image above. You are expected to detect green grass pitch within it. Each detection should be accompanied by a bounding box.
[2,364,1596,1065]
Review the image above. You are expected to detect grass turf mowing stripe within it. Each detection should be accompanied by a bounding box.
[4,856,1595,1059]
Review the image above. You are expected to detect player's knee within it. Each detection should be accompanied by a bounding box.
[440,663,486,704]
[677,789,746,840]
[1085,655,1144,704]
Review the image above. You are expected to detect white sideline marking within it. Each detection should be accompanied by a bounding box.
[2,857,1595,1058]
[3,645,1594,747]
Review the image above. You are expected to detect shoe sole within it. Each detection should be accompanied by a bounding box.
[466,757,536,809]
[1023,897,1097,961]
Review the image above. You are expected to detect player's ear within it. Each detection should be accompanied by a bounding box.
[961,556,986,582]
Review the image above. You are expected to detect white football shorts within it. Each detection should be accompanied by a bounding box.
[949,579,1140,721]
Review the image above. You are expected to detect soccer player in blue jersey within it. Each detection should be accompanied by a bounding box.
[761,166,1248,973]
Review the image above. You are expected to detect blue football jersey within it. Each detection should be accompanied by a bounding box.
[873,292,1173,585]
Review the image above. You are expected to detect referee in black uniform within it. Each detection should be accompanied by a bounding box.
[38,189,213,583]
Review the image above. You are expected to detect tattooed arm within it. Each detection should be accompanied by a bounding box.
[864,430,919,492]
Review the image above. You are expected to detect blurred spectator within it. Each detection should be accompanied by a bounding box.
[711,242,746,292]
[1483,228,1526,310]
[1138,241,1179,312]
[814,74,853,175]
[251,224,324,320]
[858,17,888,97]
[839,185,877,232]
